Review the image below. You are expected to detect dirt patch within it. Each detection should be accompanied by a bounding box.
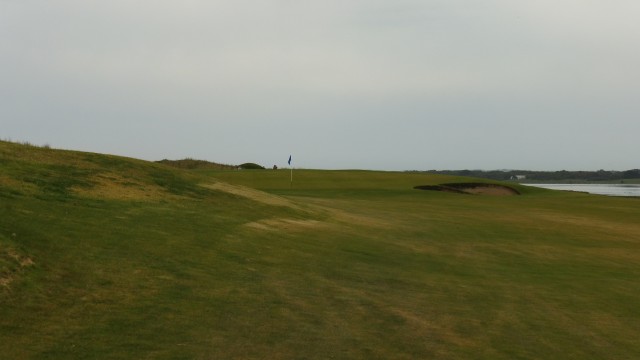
[414,183,519,196]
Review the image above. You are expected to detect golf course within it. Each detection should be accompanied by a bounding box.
[1,140,639,359]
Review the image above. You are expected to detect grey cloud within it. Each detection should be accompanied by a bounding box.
[2,1,639,170]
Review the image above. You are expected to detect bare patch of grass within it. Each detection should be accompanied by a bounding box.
[71,174,168,201]
[244,218,330,232]
[0,245,35,292]
[201,182,301,209]
[0,174,39,195]
[291,197,396,230]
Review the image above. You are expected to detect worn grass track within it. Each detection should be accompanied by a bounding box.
[1,140,639,359]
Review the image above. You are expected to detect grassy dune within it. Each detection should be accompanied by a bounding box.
[1,140,639,359]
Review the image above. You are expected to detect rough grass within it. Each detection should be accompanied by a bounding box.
[156,158,237,171]
[1,140,639,359]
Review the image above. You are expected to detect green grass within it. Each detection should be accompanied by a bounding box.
[1,140,639,359]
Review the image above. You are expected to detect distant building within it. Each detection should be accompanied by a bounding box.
[511,175,527,180]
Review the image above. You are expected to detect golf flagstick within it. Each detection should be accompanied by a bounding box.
[288,155,292,187]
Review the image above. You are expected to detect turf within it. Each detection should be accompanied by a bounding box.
[1,140,639,359]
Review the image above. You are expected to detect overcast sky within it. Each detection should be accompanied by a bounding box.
[2,1,639,170]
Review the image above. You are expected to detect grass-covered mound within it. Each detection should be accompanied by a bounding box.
[1,140,639,359]
[238,162,265,170]
[156,158,237,170]
[0,141,218,201]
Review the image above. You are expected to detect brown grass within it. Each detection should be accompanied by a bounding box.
[71,174,168,201]
[0,174,39,195]
[201,182,301,209]
[243,218,330,232]
[1,247,35,291]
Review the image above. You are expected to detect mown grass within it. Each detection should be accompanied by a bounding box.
[1,140,639,359]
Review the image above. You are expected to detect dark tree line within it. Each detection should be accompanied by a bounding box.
[420,169,640,182]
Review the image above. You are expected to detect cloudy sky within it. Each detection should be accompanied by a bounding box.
[2,1,639,170]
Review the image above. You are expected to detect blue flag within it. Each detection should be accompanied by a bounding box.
[288,155,292,165]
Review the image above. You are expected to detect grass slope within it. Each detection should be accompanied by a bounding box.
[1,140,639,359]
[156,158,237,171]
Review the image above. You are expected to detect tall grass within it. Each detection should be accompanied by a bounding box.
[1,138,51,149]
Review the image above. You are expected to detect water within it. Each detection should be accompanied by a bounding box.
[524,183,640,197]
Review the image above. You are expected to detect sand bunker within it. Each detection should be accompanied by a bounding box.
[414,183,520,196]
